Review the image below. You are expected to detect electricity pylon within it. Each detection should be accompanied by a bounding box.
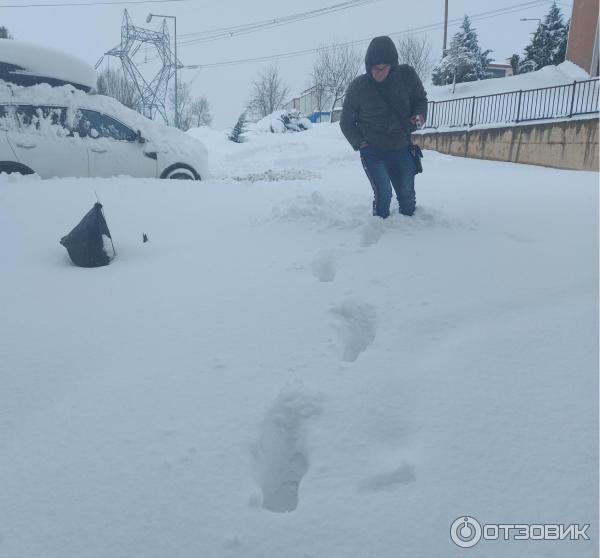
[99,9,179,123]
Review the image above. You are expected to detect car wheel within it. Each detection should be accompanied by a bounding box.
[0,162,35,175]
[160,163,200,180]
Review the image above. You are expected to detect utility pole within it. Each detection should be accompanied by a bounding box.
[443,0,449,56]
[174,17,178,129]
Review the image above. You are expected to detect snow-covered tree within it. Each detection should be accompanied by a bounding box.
[431,15,493,86]
[431,42,478,89]
[247,65,289,120]
[520,2,569,73]
[509,53,521,76]
[97,67,139,111]
[555,20,570,65]
[0,26,12,39]
[228,112,248,143]
[396,35,433,83]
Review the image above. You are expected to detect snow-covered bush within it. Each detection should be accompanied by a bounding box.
[252,109,312,134]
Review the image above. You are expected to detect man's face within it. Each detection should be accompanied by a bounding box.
[371,63,391,82]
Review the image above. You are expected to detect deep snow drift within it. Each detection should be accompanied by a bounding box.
[1,123,597,557]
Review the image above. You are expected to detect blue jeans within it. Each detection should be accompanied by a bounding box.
[360,145,416,218]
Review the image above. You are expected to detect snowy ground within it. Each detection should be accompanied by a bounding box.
[1,123,598,557]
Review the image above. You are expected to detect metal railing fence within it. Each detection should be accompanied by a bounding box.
[424,78,599,130]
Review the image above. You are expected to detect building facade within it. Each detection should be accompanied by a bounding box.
[566,0,599,76]
[282,86,339,122]
[486,63,514,79]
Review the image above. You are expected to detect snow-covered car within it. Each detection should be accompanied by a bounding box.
[0,41,208,180]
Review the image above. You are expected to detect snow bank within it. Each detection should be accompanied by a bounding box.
[427,61,592,102]
[249,109,312,134]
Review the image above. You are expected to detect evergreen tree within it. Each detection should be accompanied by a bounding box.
[431,15,493,86]
[555,20,569,65]
[228,112,248,143]
[509,54,521,76]
[0,26,13,39]
[520,2,568,73]
[461,15,493,78]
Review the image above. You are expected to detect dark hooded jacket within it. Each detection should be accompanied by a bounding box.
[340,36,428,151]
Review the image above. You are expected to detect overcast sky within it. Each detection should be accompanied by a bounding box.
[2,0,574,128]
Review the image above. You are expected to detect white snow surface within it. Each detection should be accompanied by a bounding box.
[0,39,97,90]
[1,123,598,557]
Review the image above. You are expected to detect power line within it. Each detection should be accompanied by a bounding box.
[0,0,186,7]
[186,0,560,69]
[178,0,383,44]
[142,0,383,64]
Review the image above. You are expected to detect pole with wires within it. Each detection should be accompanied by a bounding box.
[443,0,448,56]
[174,16,178,129]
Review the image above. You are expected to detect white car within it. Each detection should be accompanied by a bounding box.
[0,41,208,180]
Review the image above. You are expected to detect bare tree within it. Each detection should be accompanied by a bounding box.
[168,81,193,130]
[396,35,433,83]
[168,83,212,130]
[97,67,139,111]
[247,64,289,119]
[308,64,329,122]
[190,97,212,128]
[313,43,362,117]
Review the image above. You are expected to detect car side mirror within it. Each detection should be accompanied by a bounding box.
[137,129,146,144]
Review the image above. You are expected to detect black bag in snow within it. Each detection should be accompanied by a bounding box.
[409,141,423,174]
[60,203,115,268]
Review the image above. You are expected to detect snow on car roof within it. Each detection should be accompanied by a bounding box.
[0,39,97,92]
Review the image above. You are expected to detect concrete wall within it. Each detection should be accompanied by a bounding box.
[412,118,599,171]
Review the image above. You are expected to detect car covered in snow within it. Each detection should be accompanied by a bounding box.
[0,40,208,180]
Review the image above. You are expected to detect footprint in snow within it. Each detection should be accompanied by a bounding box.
[311,250,339,282]
[331,299,377,362]
[360,218,386,247]
[252,382,322,513]
[358,462,416,492]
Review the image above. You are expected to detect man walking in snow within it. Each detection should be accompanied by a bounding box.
[340,36,427,218]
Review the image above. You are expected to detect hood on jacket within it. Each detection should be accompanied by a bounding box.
[364,36,399,74]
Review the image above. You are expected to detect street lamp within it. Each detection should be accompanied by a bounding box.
[520,17,542,26]
[147,13,179,128]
